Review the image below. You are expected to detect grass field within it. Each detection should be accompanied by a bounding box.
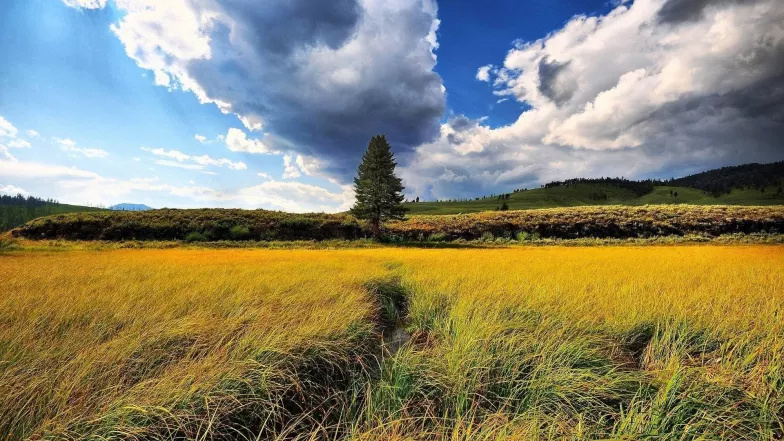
[404,185,784,215]
[1,245,783,440]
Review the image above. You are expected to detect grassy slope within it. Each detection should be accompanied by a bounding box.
[404,184,784,215]
[0,202,102,232]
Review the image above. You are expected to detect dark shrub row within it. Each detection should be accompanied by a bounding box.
[12,205,784,242]
[13,209,364,241]
[385,205,784,241]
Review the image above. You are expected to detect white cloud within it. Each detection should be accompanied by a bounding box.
[282,154,301,179]
[0,116,19,139]
[55,138,109,158]
[0,159,100,180]
[26,130,41,138]
[0,146,15,161]
[257,172,272,180]
[402,0,784,200]
[194,134,207,143]
[224,128,273,154]
[231,181,354,213]
[141,147,247,170]
[153,160,205,170]
[62,0,107,9]
[7,139,31,149]
[2,157,352,212]
[295,154,321,176]
[0,184,28,196]
[476,64,493,82]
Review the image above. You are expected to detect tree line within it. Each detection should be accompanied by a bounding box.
[671,161,784,196]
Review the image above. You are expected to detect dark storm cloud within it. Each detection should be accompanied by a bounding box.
[656,0,761,24]
[185,0,445,180]
[449,115,474,132]
[217,0,362,55]
[639,75,784,176]
[537,57,574,106]
[107,0,445,182]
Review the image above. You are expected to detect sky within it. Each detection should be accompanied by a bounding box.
[1,0,783,211]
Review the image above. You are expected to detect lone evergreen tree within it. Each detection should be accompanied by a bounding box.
[351,135,407,239]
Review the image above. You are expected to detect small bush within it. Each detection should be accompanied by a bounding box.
[184,231,207,243]
[229,225,252,240]
[0,236,16,251]
[516,231,529,242]
[427,232,448,242]
[481,231,495,242]
[530,231,541,241]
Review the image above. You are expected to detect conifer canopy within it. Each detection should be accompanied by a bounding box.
[350,135,407,238]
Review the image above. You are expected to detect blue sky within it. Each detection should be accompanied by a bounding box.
[1,0,782,210]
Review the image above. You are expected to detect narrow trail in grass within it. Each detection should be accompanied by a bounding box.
[364,274,413,358]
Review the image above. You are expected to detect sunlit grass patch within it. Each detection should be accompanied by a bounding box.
[1,245,782,440]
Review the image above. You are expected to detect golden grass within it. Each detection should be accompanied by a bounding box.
[1,245,782,440]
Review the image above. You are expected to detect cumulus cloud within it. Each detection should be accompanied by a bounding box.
[55,138,109,158]
[26,130,40,138]
[62,0,107,9]
[1,157,352,212]
[0,184,28,196]
[476,64,493,82]
[70,0,444,181]
[7,139,31,149]
[282,154,301,179]
[224,128,274,154]
[194,134,207,143]
[141,147,247,170]
[0,116,18,138]
[0,146,16,161]
[402,0,784,200]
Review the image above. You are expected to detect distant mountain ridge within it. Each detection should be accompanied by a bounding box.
[109,203,152,211]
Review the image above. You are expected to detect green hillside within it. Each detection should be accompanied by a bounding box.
[405,185,784,215]
[0,195,103,232]
[405,161,784,215]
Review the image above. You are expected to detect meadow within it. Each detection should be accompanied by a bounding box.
[1,245,783,440]
[403,185,784,215]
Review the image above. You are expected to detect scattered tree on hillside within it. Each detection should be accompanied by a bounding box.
[670,161,784,196]
[351,135,407,239]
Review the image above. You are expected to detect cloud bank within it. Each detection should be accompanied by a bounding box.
[401,0,784,200]
[87,0,444,180]
[59,0,784,204]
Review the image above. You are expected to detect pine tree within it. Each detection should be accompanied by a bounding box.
[351,135,407,239]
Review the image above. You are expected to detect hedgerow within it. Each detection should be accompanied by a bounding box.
[11,205,784,241]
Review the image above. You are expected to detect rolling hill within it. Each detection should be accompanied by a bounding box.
[404,162,784,215]
[0,195,103,232]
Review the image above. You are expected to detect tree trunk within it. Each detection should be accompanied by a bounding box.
[371,218,381,240]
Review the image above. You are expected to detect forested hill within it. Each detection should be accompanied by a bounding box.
[671,161,784,196]
[0,194,103,232]
[405,161,784,215]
